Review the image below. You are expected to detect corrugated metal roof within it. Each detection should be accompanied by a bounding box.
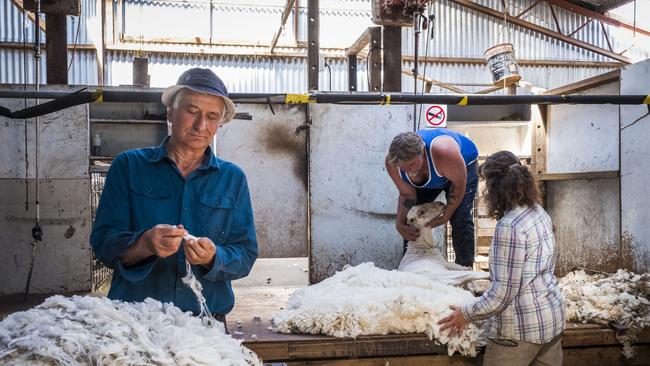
[0,48,98,85]
[105,49,615,93]
[0,0,635,91]
[0,0,96,44]
[402,0,648,61]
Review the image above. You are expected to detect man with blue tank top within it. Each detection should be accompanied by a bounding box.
[385,129,479,267]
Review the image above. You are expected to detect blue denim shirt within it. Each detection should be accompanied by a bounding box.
[91,137,258,315]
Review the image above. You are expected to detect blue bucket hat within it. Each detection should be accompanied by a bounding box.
[161,68,236,123]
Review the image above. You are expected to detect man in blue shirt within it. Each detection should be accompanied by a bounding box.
[91,68,258,325]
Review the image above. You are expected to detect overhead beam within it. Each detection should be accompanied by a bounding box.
[24,0,80,15]
[345,27,380,56]
[400,69,468,94]
[545,0,650,37]
[270,0,296,54]
[448,0,631,63]
[9,0,46,32]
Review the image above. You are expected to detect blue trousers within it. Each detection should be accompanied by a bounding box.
[403,161,478,267]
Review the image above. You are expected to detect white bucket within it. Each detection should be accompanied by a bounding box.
[484,43,521,86]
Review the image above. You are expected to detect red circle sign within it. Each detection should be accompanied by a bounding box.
[426,105,446,126]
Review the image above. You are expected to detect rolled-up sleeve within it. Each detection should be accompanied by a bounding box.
[204,174,258,282]
[462,222,526,321]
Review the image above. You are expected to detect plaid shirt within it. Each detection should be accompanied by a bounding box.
[461,204,565,344]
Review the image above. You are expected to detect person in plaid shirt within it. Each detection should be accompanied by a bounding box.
[438,151,565,366]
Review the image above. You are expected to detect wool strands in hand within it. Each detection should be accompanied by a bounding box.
[178,229,215,324]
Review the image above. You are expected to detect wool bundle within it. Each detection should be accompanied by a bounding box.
[271,262,484,357]
[559,269,650,358]
[0,295,261,366]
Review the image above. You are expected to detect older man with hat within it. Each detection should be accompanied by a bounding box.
[91,68,258,326]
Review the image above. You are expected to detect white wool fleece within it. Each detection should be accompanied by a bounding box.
[271,263,485,357]
[0,295,261,366]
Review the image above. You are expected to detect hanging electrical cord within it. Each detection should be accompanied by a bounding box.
[67,15,82,72]
[25,0,43,301]
[22,4,29,212]
[417,0,434,131]
[324,61,332,91]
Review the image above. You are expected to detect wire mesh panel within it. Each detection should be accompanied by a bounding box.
[90,158,112,292]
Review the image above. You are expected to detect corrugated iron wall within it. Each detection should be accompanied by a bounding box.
[1,0,645,90]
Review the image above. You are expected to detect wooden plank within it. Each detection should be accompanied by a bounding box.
[563,345,650,366]
[286,335,448,360]
[477,236,492,247]
[401,55,624,68]
[345,27,377,57]
[544,69,620,96]
[538,171,619,181]
[285,354,481,366]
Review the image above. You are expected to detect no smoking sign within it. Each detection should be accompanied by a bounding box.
[423,104,447,128]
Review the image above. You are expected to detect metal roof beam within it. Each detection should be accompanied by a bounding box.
[448,0,631,63]
[545,0,650,37]
[270,0,296,54]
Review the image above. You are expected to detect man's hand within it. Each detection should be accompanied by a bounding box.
[425,213,448,229]
[143,224,187,258]
[438,305,468,337]
[184,236,216,268]
[397,221,420,242]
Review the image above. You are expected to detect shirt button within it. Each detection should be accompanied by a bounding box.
[184,207,188,211]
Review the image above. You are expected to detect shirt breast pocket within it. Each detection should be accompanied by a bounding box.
[128,184,172,229]
[198,194,236,242]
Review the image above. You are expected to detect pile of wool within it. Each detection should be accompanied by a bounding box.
[559,269,650,358]
[0,295,261,366]
[271,262,484,357]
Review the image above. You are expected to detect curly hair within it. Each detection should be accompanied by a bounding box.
[386,132,424,165]
[480,151,541,220]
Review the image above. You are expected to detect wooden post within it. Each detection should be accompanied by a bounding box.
[307,0,319,91]
[45,14,68,84]
[133,57,149,86]
[347,55,357,91]
[369,27,382,92]
[382,26,401,92]
[532,105,549,204]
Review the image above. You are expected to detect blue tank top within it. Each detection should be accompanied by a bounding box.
[399,129,478,189]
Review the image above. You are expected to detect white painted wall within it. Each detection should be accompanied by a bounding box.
[0,86,91,295]
[620,59,650,272]
[449,124,530,156]
[547,81,620,173]
[215,104,308,258]
[309,104,412,282]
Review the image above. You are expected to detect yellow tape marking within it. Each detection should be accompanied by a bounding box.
[285,94,314,104]
[644,95,650,104]
[458,96,468,106]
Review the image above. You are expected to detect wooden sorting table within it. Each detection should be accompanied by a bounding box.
[230,319,650,366]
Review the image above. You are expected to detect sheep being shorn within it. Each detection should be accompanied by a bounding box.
[398,201,489,286]
[271,262,484,357]
[559,269,650,358]
[0,295,261,366]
